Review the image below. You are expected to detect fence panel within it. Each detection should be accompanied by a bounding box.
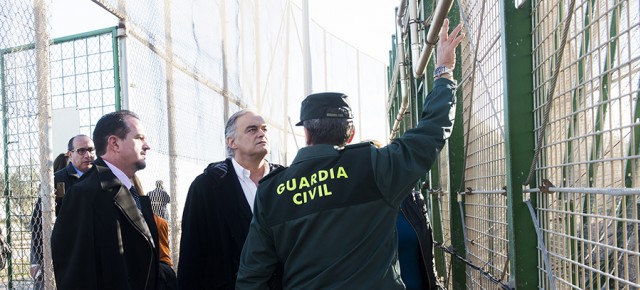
[533,0,640,288]
[0,9,118,287]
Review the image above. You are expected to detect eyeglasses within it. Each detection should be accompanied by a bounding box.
[71,147,95,155]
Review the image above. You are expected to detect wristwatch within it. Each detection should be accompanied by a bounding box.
[433,65,453,79]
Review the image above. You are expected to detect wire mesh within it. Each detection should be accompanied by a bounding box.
[438,143,452,285]
[533,0,640,288]
[457,0,510,288]
[1,1,120,285]
[0,1,42,288]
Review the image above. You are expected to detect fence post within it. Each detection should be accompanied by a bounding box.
[499,0,537,288]
[442,2,468,289]
[34,0,55,288]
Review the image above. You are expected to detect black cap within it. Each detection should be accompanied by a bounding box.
[296,92,353,126]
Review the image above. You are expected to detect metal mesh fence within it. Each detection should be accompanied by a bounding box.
[1,25,118,290]
[532,0,640,288]
[456,0,510,288]
[387,0,639,289]
[0,1,42,288]
[437,143,452,284]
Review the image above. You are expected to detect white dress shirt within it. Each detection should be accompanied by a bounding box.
[231,158,270,213]
[103,160,133,191]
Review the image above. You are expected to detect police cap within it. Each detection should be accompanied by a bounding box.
[296,92,353,126]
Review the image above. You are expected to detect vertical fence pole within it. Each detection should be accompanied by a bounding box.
[302,0,312,96]
[427,0,447,280]
[34,0,55,288]
[1,49,13,290]
[112,27,122,111]
[162,0,179,269]
[500,0,537,288]
[445,1,467,288]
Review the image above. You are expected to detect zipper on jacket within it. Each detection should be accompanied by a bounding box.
[400,207,433,288]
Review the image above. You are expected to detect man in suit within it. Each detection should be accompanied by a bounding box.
[178,109,283,289]
[30,134,95,288]
[51,110,159,289]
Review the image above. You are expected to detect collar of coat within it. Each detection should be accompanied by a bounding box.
[93,157,155,248]
[204,158,283,181]
[63,162,80,179]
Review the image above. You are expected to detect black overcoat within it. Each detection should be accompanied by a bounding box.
[31,162,81,268]
[51,157,159,290]
[177,158,282,289]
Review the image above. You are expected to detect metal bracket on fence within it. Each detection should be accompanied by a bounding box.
[539,179,555,193]
[524,199,557,289]
[426,188,446,196]
[420,181,446,196]
[461,187,507,196]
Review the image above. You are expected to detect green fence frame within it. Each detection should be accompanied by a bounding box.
[0,26,121,288]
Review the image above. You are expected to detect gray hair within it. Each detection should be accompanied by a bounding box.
[303,118,353,147]
[224,109,257,157]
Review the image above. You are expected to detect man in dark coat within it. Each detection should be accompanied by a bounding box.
[51,110,159,290]
[30,134,95,288]
[178,109,283,289]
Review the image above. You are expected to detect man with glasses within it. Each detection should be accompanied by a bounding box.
[30,134,95,289]
[54,134,96,212]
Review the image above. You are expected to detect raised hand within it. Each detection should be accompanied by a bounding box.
[436,18,465,70]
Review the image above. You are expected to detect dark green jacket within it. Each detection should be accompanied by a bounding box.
[237,78,457,289]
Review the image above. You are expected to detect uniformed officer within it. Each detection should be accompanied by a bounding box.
[237,18,465,289]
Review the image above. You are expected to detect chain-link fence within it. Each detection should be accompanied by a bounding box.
[0,0,389,288]
[1,12,119,288]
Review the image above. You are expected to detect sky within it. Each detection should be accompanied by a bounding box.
[301,0,399,64]
[49,0,117,37]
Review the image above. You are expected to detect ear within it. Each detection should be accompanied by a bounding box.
[226,136,236,150]
[108,135,120,152]
[304,127,312,146]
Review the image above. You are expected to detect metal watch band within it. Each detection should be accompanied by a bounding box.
[433,65,453,79]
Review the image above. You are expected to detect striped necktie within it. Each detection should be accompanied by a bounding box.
[129,186,142,211]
